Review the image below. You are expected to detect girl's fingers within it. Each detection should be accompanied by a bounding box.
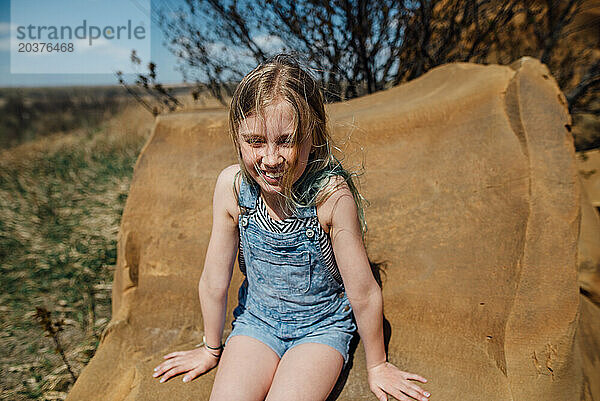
[404,373,427,383]
[182,366,206,383]
[369,385,388,401]
[153,362,171,377]
[156,365,176,381]
[154,351,194,373]
[388,387,410,401]
[153,359,181,377]
[398,375,430,400]
[398,384,429,401]
[163,351,185,359]
[159,364,190,383]
[407,383,430,398]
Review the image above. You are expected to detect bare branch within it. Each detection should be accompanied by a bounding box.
[566,59,600,112]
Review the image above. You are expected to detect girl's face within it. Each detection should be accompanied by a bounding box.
[237,100,312,199]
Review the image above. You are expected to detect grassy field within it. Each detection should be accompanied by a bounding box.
[0,86,133,150]
[0,82,227,400]
[0,104,154,400]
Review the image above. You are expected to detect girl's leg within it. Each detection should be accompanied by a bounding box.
[265,343,344,401]
[209,335,281,401]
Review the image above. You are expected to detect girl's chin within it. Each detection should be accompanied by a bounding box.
[257,180,283,193]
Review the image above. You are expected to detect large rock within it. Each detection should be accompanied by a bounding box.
[577,159,600,306]
[578,149,600,207]
[67,58,599,400]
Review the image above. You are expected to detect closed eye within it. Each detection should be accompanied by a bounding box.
[278,135,293,146]
[241,133,294,147]
[243,135,265,146]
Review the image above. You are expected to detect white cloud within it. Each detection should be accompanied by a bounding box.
[71,37,148,71]
[72,37,124,53]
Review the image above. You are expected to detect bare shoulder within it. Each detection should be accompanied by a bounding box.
[316,176,357,234]
[214,164,241,223]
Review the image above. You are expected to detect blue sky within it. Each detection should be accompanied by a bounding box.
[0,0,185,87]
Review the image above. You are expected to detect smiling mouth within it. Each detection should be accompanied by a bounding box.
[256,167,284,181]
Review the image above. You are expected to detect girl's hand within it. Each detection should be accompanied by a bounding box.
[367,361,430,401]
[152,346,220,383]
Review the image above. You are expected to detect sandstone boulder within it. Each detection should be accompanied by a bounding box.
[67,57,599,400]
[576,148,600,312]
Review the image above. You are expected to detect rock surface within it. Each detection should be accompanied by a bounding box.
[67,58,599,400]
[578,150,600,207]
[577,151,600,306]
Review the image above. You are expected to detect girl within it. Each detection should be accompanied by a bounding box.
[152,54,430,401]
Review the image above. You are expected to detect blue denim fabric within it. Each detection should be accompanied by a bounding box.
[225,174,357,367]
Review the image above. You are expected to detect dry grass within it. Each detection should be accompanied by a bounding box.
[0,104,154,400]
[0,86,131,149]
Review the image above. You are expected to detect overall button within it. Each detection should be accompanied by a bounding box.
[305,228,315,238]
[338,292,345,298]
[344,305,350,312]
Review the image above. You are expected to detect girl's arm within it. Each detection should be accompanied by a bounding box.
[198,165,240,350]
[327,178,430,401]
[153,165,240,383]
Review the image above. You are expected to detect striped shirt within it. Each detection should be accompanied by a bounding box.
[238,195,343,286]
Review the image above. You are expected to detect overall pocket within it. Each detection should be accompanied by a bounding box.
[250,245,311,294]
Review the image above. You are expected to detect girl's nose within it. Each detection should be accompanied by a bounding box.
[262,145,283,167]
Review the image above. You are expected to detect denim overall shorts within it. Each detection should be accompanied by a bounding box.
[224,175,357,367]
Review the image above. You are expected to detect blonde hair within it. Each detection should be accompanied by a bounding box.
[229,54,367,234]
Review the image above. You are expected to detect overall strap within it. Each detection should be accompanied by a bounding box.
[294,204,317,218]
[238,172,259,210]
